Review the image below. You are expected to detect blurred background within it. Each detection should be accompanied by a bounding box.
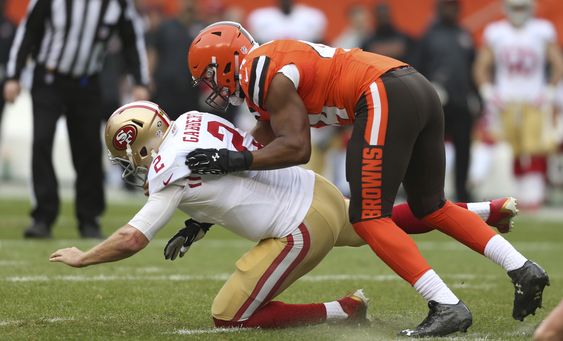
[1,0,563,214]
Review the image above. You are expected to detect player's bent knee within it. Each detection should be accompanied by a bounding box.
[407,193,446,218]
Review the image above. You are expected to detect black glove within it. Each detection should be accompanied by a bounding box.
[164,219,213,260]
[186,148,253,174]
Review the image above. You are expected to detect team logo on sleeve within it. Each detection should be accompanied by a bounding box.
[113,125,138,150]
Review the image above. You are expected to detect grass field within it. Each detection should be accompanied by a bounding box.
[0,198,562,340]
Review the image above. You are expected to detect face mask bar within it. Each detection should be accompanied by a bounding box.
[107,151,148,188]
[193,65,231,112]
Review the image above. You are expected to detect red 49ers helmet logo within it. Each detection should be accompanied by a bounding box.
[113,125,137,150]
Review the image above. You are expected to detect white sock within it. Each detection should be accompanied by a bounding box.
[413,270,459,305]
[323,301,348,321]
[484,234,527,271]
[467,202,491,221]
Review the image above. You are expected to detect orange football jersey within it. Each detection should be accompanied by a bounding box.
[239,40,407,127]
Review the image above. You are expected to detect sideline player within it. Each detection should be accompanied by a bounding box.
[473,0,563,209]
[185,22,549,336]
[51,101,522,332]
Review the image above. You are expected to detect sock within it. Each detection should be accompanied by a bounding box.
[422,201,497,254]
[391,202,490,235]
[484,235,528,271]
[413,269,459,304]
[213,301,326,329]
[353,217,431,284]
[467,202,491,221]
[324,301,348,321]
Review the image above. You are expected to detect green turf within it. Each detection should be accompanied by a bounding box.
[0,198,561,340]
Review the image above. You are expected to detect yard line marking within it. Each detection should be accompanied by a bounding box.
[4,273,514,283]
[171,327,246,335]
[0,317,74,327]
[0,320,22,326]
[0,260,27,266]
[44,317,75,323]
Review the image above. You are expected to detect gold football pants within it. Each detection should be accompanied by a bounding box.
[212,174,364,321]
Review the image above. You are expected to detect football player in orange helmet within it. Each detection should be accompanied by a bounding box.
[186,21,549,336]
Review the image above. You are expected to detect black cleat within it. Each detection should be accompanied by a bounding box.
[508,260,550,321]
[79,223,104,239]
[23,221,52,239]
[399,300,472,338]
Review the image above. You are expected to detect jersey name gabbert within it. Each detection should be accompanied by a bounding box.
[183,112,203,143]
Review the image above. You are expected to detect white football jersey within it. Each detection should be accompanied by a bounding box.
[129,111,315,241]
[483,19,557,102]
[247,4,326,43]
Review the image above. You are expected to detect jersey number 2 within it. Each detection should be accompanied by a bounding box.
[207,121,262,151]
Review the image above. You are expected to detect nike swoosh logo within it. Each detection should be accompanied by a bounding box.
[162,173,173,186]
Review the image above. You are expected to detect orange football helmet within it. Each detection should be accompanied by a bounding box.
[188,21,257,111]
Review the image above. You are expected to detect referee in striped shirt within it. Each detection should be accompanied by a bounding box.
[3,0,150,239]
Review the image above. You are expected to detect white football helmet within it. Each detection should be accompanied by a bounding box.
[105,101,171,187]
[504,0,535,27]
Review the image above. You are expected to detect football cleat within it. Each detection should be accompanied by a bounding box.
[336,289,369,325]
[508,260,550,321]
[23,221,52,239]
[486,197,518,233]
[399,300,472,338]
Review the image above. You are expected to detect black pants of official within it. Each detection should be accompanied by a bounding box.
[347,67,446,222]
[444,101,473,202]
[30,67,105,228]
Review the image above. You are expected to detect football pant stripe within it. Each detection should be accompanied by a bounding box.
[376,80,388,145]
[234,224,310,321]
[364,80,388,146]
[260,224,310,306]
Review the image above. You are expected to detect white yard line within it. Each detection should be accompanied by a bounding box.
[0,317,75,327]
[0,320,22,326]
[3,273,497,283]
[0,260,27,266]
[171,327,246,335]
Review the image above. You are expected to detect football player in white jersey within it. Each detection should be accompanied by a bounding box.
[474,0,563,209]
[50,101,539,335]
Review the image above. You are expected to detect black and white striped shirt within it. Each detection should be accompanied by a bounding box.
[7,0,149,84]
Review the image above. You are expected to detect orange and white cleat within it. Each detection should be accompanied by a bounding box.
[486,197,519,233]
[337,289,369,325]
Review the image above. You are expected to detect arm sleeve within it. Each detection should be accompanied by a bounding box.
[278,64,300,89]
[128,184,184,240]
[117,0,149,85]
[6,0,50,80]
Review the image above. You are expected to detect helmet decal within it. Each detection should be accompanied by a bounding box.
[113,125,138,150]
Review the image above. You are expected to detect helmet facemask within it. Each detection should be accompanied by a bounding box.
[108,147,151,188]
[193,53,244,112]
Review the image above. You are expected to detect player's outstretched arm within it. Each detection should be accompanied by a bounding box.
[250,73,311,169]
[49,225,149,267]
[533,299,563,341]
